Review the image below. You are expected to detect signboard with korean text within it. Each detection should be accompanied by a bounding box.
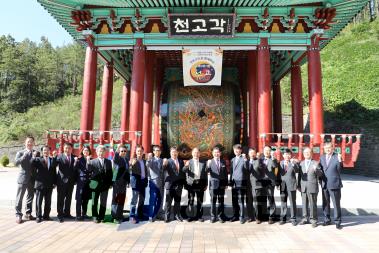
[182,48,223,87]
[168,14,235,37]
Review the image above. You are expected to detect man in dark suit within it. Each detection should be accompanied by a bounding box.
[206,146,228,223]
[163,146,186,222]
[277,149,299,226]
[14,136,36,224]
[230,144,248,224]
[298,147,323,228]
[260,146,280,224]
[247,148,263,223]
[146,145,164,222]
[319,142,344,229]
[183,147,208,222]
[129,144,148,224]
[54,142,77,222]
[31,146,57,223]
[88,145,113,223]
[111,144,130,224]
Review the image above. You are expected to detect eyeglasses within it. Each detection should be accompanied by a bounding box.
[120,150,127,153]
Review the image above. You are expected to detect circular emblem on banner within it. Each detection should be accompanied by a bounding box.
[189,61,215,84]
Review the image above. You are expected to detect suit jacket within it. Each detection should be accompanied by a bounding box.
[298,159,323,194]
[112,152,130,187]
[56,153,77,186]
[183,159,208,188]
[207,158,228,190]
[15,149,35,184]
[31,156,57,190]
[229,156,248,189]
[247,158,265,190]
[319,153,343,190]
[278,160,299,192]
[75,157,92,184]
[130,159,148,190]
[260,157,280,187]
[88,158,113,192]
[146,157,164,188]
[163,158,186,190]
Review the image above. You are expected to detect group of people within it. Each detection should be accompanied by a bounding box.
[14,136,344,229]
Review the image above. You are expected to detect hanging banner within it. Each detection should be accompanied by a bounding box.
[182,48,223,87]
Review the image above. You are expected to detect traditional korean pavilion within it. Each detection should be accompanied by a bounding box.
[41,0,367,167]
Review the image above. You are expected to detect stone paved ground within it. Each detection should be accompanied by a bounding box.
[1,167,379,252]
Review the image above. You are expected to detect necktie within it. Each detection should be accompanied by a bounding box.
[67,155,70,164]
[306,160,310,173]
[45,158,48,168]
[175,159,179,172]
[326,155,331,167]
[284,162,288,172]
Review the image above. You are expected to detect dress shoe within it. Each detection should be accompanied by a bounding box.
[116,219,123,224]
[312,222,318,228]
[256,220,262,224]
[219,218,226,223]
[230,216,239,222]
[59,218,64,223]
[64,214,75,219]
[210,218,216,223]
[16,216,22,224]
[43,216,52,221]
[299,219,308,225]
[25,214,36,220]
[76,217,84,221]
[198,217,204,222]
[164,219,170,223]
[291,221,297,226]
[247,218,254,223]
[36,218,42,223]
[240,218,245,224]
[187,217,195,222]
[101,220,106,223]
[175,215,183,222]
[130,218,138,224]
[336,223,342,230]
[279,220,286,225]
[82,215,91,220]
[268,219,274,224]
[323,221,332,226]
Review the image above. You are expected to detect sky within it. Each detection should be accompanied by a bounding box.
[0,0,74,47]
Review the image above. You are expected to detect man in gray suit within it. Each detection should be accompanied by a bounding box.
[260,146,280,224]
[247,148,263,223]
[230,144,248,224]
[298,147,323,228]
[14,136,36,223]
[277,149,299,226]
[146,145,164,222]
[319,142,343,229]
[183,147,208,222]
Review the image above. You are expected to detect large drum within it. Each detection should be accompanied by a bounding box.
[162,81,241,159]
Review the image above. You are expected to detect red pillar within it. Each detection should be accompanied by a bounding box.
[153,62,164,146]
[247,51,258,149]
[272,83,282,133]
[120,81,130,142]
[307,38,324,143]
[142,52,155,153]
[291,62,304,134]
[257,38,272,151]
[129,38,146,155]
[99,63,113,139]
[80,46,97,139]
